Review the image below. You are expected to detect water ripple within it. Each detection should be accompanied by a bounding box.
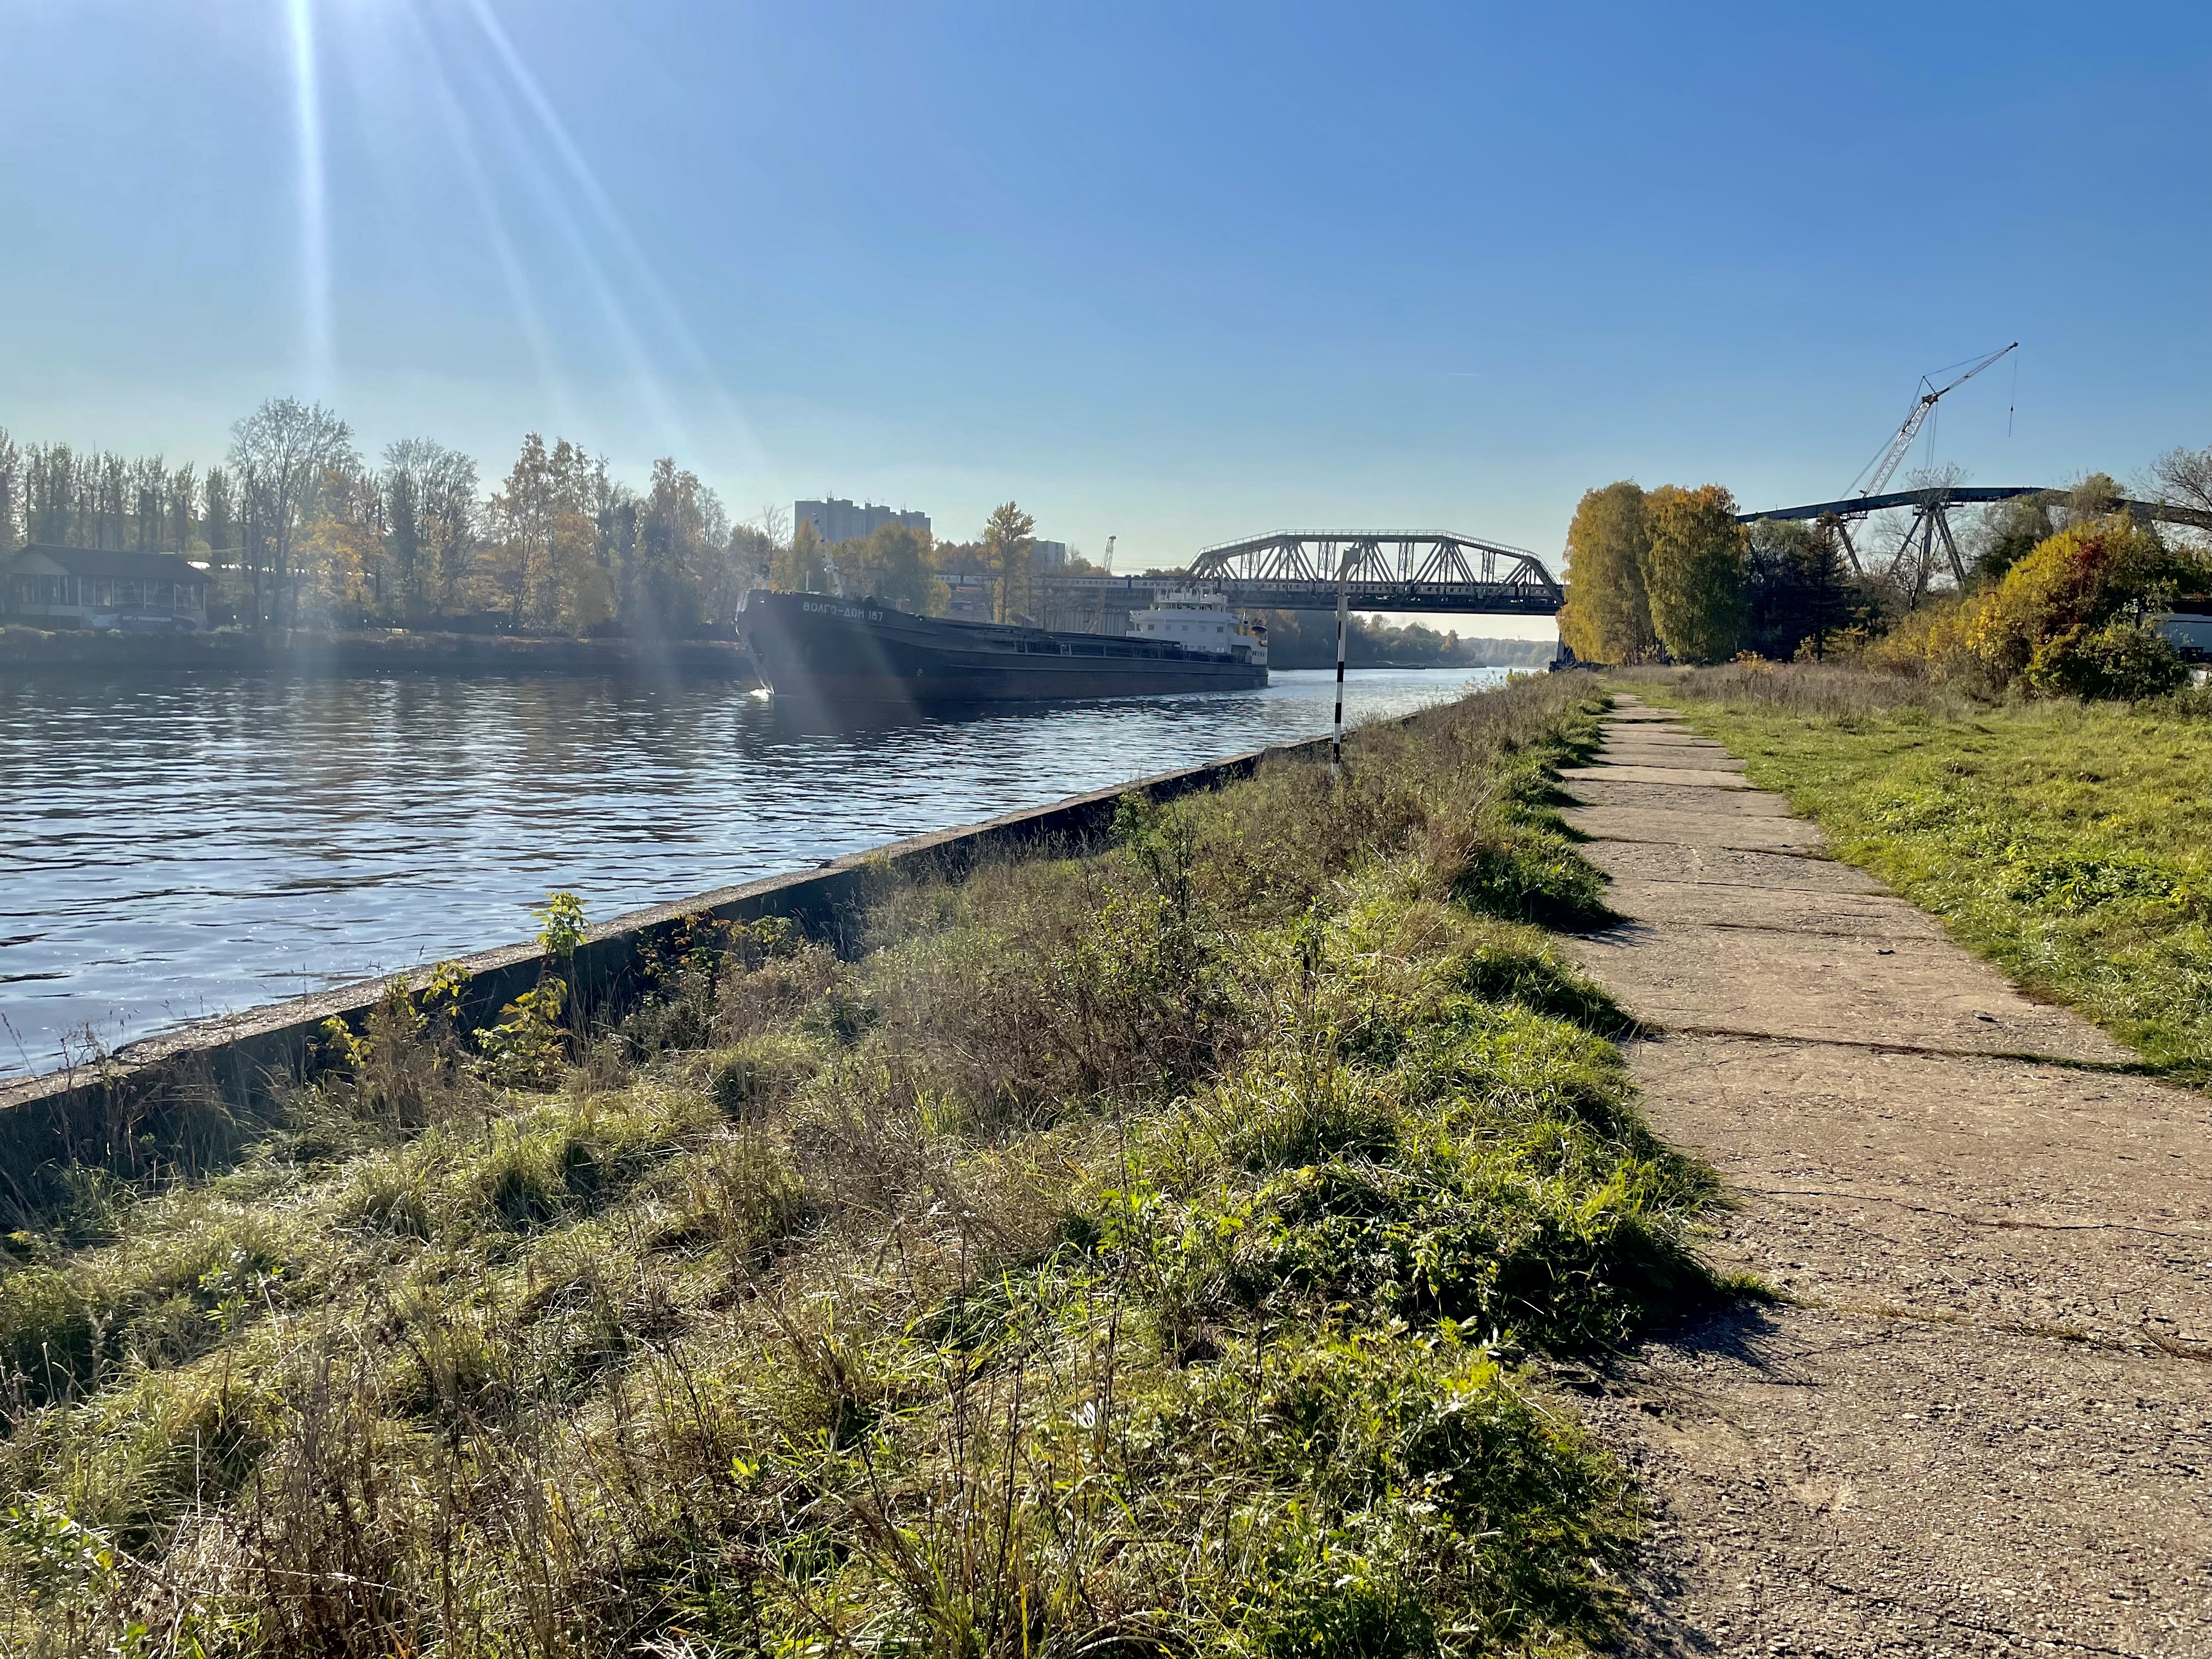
[0,667,1498,1075]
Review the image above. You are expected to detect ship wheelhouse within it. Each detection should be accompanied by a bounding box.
[1125,588,1268,666]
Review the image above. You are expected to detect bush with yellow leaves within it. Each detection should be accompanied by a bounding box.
[1870,515,2203,698]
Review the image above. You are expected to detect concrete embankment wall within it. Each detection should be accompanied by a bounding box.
[0,625,757,679]
[0,728,1340,1215]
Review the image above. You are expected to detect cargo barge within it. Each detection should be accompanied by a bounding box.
[740,588,1267,708]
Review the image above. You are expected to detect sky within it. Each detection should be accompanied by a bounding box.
[4,1,2210,639]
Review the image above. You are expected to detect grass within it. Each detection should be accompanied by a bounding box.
[0,678,1722,1658]
[1618,662,2212,1086]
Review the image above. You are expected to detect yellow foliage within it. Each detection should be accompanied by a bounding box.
[1869,514,2199,698]
[1643,484,1747,663]
[1556,482,1655,665]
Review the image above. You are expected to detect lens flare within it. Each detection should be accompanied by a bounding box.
[285,0,334,393]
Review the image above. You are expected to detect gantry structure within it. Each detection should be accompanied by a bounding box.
[1739,486,2212,599]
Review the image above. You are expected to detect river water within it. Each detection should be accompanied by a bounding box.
[1,667,1506,1076]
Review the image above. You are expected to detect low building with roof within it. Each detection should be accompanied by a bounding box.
[1,544,210,631]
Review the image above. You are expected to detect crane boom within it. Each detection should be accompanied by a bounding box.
[1853,341,2018,498]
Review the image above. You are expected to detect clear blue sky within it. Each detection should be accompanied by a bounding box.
[4,1,2208,634]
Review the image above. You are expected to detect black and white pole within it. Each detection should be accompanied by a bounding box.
[1330,550,1351,781]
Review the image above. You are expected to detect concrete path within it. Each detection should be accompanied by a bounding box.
[1558,695,2212,1656]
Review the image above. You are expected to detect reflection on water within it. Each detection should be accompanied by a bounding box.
[0,667,1506,1075]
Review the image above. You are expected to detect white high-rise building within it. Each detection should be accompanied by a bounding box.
[794,498,930,546]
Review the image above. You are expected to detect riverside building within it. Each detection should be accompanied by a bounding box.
[1,544,209,631]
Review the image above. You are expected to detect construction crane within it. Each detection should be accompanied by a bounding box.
[1101,534,1116,574]
[1851,341,2018,499]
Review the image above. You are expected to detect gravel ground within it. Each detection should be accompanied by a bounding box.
[1560,697,2212,1656]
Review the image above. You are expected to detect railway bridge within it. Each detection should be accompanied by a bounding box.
[944,529,1566,621]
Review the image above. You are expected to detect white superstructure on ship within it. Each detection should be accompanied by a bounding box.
[1126,588,1267,667]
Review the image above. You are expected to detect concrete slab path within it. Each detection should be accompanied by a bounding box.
[1561,695,2212,1656]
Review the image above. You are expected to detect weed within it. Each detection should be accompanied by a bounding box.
[0,677,1717,1658]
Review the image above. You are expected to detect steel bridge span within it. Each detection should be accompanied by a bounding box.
[941,530,1565,617]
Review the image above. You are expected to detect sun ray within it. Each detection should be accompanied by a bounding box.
[393,0,576,435]
[456,42,695,459]
[285,0,334,394]
[463,0,771,477]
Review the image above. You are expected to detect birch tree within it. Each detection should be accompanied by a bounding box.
[229,398,357,628]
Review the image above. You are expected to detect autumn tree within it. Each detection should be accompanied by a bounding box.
[379,439,479,620]
[629,456,727,635]
[727,521,778,601]
[295,457,386,622]
[983,501,1037,623]
[1555,481,1656,664]
[1641,484,1747,662]
[486,435,608,631]
[229,397,358,628]
[0,430,19,552]
[772,519,830,593]
[847,522,943,614]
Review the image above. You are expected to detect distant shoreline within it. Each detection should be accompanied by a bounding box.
[0,624,761,680]
[0,624,1545,683]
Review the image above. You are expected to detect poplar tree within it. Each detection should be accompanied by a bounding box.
[202,466,236,562]
[0,430,19,552]
[1643,483,1748,662]
[1555,481,1656,664]
[984,501,1037,623]
[773,520,830,593]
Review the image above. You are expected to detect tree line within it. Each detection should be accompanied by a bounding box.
[1556,481,1853,667]
[0,400,1110,639]
[1556,452,2212,668]
[0,400,776,637]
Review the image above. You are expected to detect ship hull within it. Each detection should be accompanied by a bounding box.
[741,591,1267,708]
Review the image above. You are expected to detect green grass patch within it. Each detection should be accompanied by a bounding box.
[0,678,1719,1658]
[1620,663,2212,1085]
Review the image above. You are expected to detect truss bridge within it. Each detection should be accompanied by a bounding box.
[1181,529,1563,615]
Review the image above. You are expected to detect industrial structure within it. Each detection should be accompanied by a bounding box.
[1737,484,2212,599]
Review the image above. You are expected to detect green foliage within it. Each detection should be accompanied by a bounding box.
[1870,512,2204,698]
[0,678,1719,1658]
[844,520,946,614]
[770,515,831,593]
[1643,483,1747,663]
[1743,516,1857,662]
[1556,481,1657,667]
[532,889,589,957]
[471,978,568,1089]
[2025,619,2190,700]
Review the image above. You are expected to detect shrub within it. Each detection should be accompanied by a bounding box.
[1870,514,2203,698]
[0,678,1711,1658]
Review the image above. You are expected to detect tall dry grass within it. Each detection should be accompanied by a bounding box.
[0,677,1720,1659]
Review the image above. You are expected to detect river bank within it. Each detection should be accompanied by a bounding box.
[0,667,1501,1076]
[0,623,759,679]
[0,677,1724,1657]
